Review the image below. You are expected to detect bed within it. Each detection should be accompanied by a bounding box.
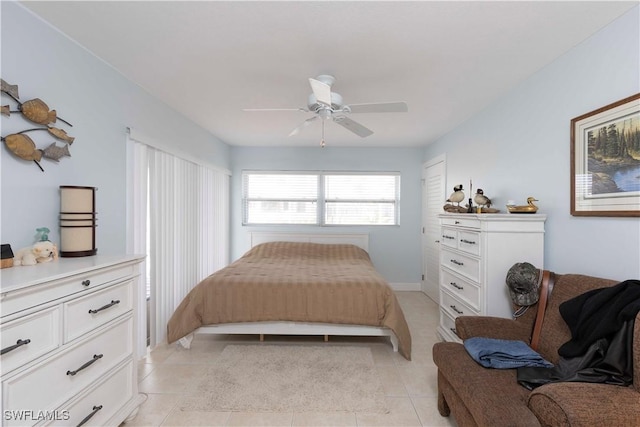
[166,233,412,359]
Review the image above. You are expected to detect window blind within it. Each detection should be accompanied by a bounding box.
[325,174,399,225]
[128,135,229,350]
[243,172,318,224]
[242,171,400,226]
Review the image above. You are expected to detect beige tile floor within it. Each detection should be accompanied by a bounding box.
[128,291,458,427]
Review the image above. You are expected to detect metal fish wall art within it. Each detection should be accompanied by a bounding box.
[10,98,73,127]
[1,133,45,171]
[1,134,42,161]
[20,98,57,125]
[1,78,73,126]
[1,79,19,101]
[47,126,74,144]
[41,142,71,162]
[1,78,75,171]
[16,127,75,144]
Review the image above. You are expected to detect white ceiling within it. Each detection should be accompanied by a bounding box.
[21,1,637,148]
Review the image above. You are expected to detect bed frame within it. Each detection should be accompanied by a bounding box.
[177,232,399,352]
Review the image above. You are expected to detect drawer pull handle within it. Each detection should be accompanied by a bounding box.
[82,279,91,287]
[77,405,103,427]
[454,221,460,224]
[67,354,103,376]
[450,327,458,336]
[88,300,120,314]
[450,259,464,266]
[450,282,464,290]
[1,338,31,355]
[460,239,476,245]
[442,235,455,240]
[450,305,464,315]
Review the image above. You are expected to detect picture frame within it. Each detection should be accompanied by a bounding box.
[571,93,640,217]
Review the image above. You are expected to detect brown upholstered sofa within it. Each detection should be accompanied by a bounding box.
[432,273,640,426]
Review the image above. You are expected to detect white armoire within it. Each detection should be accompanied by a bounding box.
[437,213,546,342]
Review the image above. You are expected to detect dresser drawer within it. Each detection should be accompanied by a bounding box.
[440,216,480,229]
[64,280,133,343]
[439,309,460,342]
[440,248,480,282]
[440,228,458,249]
[441,228,481,256]
[1,307,60,375]
[440,269,480,311]
[441,290,478,320]
[49,360,134,427]
[2,316,133,422]
[1,264,135,318]
[458,230,480,256]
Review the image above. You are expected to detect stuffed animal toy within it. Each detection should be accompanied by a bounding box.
[13,241,59,266]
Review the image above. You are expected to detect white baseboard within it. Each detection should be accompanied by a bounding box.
[389,282,422,291]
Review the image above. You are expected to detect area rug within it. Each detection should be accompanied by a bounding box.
[179,344,389,413]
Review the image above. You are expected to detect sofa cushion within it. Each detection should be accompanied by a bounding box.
[528,382,640,426]
[536,274,617,364]
[433,342,540,426]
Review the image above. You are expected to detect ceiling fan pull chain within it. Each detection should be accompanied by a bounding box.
[320,120,326,148]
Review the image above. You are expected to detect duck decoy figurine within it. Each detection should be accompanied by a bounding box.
[474,188,492,208]
[446,184,465,206]
[507,197,539,214]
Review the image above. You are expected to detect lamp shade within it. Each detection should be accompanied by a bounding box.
[59,186,97,257]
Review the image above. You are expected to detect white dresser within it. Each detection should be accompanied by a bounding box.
[0,255,145,426]
[437,214,546,342]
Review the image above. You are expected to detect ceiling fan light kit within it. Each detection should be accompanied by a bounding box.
[244,74,408,147]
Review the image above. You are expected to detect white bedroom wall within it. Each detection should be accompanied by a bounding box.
[1,2,231,253]
[424,6,640,280]
[230,146,424,284]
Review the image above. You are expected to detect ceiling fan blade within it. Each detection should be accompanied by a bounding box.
[333,116,373,138]
[308,78,332,107]
[346,101,408,114]
[243,108,307,112]
[288,116,318,137]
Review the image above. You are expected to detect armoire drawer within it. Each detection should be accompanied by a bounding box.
[2,316,133,422]
[441,290,478,320]
[440,216,480,229]
[48,360,134,427]
[457,230,480,256]
[440,269,480,311]
[0,307,60,375]
[440,248,480,282]
[441,228,480,256]
[440,228,458,249]
[0,263,135,317]
[64,280,133,343]
[439,309,460,342]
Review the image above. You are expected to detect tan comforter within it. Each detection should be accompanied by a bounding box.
[167,241,412,359]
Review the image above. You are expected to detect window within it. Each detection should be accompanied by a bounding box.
[242,171,400,225]
[324,174,399,225]
[243,173,318,224]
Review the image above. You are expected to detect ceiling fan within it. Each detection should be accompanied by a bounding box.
[243,75,408,146]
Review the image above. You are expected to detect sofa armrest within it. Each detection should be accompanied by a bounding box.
[455,316,532,342]
[528,382,640,426]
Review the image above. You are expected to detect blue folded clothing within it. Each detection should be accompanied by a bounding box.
[464,337,554,369]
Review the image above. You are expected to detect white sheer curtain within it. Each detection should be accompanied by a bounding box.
[127,130,229,351]
[126,140,149,357]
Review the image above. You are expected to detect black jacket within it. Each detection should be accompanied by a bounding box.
[559,279,640,358]
[517,279,640,390]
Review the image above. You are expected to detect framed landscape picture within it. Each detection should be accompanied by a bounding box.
[571,93,640,217]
